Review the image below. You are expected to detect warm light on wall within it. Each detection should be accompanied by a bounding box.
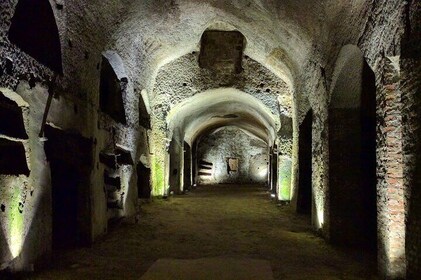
[258,168,268,178]
[317,207,324,228]
[314,195,324,229]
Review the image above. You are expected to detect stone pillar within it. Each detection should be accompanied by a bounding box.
[278,115,293,201]
[402,2,421,277]
[376,57,406,279]
[310,77,329,236]
[278,156,292,201]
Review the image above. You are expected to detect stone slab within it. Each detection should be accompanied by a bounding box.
[140,257,274,280]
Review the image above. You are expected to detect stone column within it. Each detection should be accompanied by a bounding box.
[310,75,329,236]
[376,57,406,279]
[402,2,421,277]
[278,115,293,201]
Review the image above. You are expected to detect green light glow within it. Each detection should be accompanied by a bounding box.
[9,185,24,258]
[151,156,165,196]
[278,157,292,201]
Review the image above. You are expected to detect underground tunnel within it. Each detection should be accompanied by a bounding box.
[0,0,420,279]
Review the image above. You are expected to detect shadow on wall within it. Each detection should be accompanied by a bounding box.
[297,109,312,215]
[137,162,151,199]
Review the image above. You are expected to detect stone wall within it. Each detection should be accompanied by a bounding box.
[402,1,421,278]
[197,127,268,185]
[0,0,144,272]
[376,57,406,279]
[0,0,417,277]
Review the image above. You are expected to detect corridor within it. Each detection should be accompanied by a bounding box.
[29,185,376,280]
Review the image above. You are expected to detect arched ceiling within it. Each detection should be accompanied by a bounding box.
[330,45,365,109]
[166,88,279,145]
[110,0,332,92]
[201,125,268,146]
[57,0,388,113]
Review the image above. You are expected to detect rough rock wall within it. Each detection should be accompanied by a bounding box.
[152,53,290,120]
[197,127,268,185]
[402,1,421,278]
[0,0,55,90]
[0,0,143,271]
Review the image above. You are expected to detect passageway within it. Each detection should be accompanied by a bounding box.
[1,1,420,279]
[28,185,376,280]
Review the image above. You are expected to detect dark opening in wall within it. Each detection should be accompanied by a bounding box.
[270,146,278,195]
[99,151,116,169]
[8,0,63,73]
[329,46,377,249]
[139,96,151,129]
[115,147,133,165]
[99,54,127,124]
[0,138,29,176]
[0,91,28,139]
[360,60,377,250]
[183,142,192,190]
[104,172,121,189]
[198,160,213,177]
[137,162,151,199]
[192,141,198,185]
[199,30,245,74]
[297,110,312,215]
[168,139,181,194]
[44,125,93,250]
[104,169,122,209]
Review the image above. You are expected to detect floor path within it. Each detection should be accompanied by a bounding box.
[26,185,377,279]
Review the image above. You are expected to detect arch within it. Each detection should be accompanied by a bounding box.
[167,88,279,146]
[163,88,279,194]
[110,4,307,95]
[8,0,62,73]
[328,45,377,249]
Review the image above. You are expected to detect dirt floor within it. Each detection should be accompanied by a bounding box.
[17,185,377,279]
